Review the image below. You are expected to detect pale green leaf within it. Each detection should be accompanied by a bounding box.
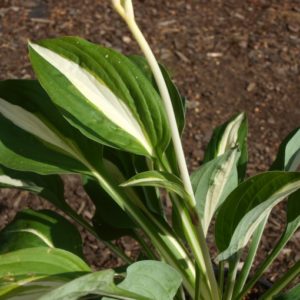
[0,247,90,299]
[103,261,182,300]
[39,270,147,300]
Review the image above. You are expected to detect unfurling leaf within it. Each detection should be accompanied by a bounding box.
[191,148,240,235]
[204,112,248,180]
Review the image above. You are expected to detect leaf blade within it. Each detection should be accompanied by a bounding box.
[215,172,300,260]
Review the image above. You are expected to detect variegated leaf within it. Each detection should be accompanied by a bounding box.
[121,170,191,202]
[271,127,300,171]
[0,209,83,258]
[29,37,171,157]
[215,172,300,261]
[191,148,240,235]
[204,112,248,180]
[0,247,90,299]
[0,80,100,175]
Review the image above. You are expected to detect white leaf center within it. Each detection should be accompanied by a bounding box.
[29,42,152,155]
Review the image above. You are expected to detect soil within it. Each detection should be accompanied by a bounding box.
[1,1,300,299]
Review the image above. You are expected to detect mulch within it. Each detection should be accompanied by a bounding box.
[1,1,300,298]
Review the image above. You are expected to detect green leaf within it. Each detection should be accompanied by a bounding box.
[237,189,300,298]
[117,261,182,300]
[0,165,69,209]
[132,155,164,216]
[121,170,191,202]
[271,128,300,171]
[29,37,171,157]
[215,172,300,261]
[191,148,240,235]
[103,261,182,300]
[39,270,148,300]
[275,283,300,300]
[0,164,98,253]
[129,55,185,134]
[234,127,300,296]
[0,276,71,300]
[204,113,248,180]
[129,55,186,176]
[0,80,101,175]
[0,209,83,258]
[260,260,300,300]
[0,247,90,299]
[103,148,163,216]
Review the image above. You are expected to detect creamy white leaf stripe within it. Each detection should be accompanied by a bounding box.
[219,179,300,260]
[218,113,244,155]
[121,177,165,186]
[7,229,54,248]
[0,175,23,187]
[29,42,152,156]
[203,149,239,235]
[0,97,83,161]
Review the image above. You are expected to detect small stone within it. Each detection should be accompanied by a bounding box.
[287,23,300,33]
[246,82,256,92]
[122,36,131,44]
[267,117,275,124]
[239,40,248,48]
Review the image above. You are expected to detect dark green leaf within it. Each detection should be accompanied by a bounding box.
[0,164,68,209]
[0,80,101,175]
[129,55,185,134]
[83,176,135,241]
[0,209,83,258]
[271,128,300,171]
[275,283,300,300]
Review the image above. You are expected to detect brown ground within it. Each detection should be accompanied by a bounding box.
[1,0,300,298]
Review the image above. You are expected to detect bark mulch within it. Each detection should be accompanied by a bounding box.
[1,1,300,298]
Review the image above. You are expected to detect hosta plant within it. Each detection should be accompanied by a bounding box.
[0,1,300,299]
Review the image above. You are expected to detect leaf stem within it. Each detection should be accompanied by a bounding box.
[233,217,267,297]
[90,167,196,296]
[111,2,220,299]
[218,261,225,295]
[132,230,158,260]
[259,260,300,300]
[59,204,134,264]
[114,1,195,208]
[223,254,240,300]
[237,221,298,300]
